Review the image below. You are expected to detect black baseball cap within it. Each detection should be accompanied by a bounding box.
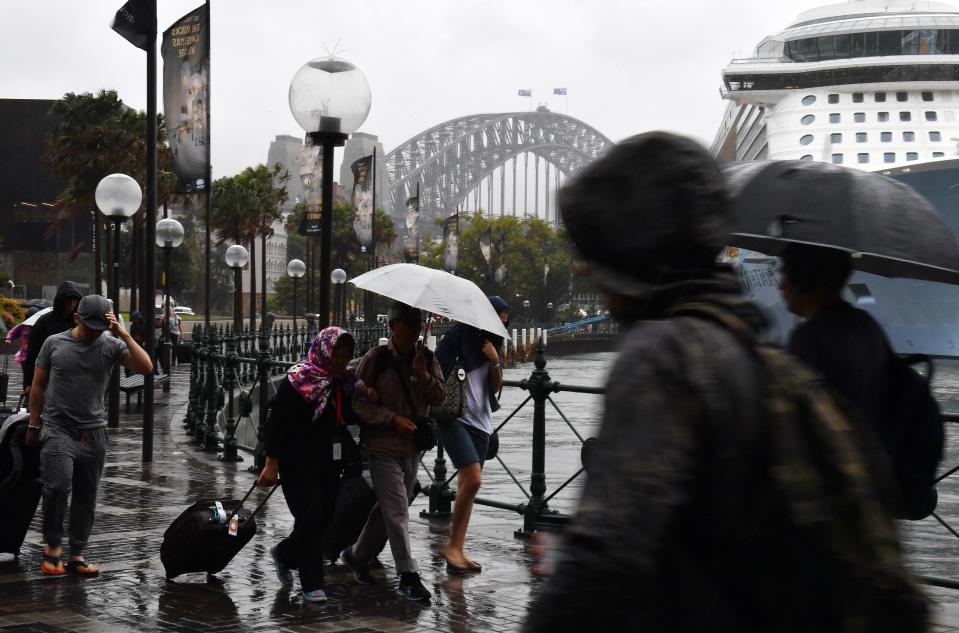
[76,295,111,331]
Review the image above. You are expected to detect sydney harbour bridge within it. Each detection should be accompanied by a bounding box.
[382,107,613,226]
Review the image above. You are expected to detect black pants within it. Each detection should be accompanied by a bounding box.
[276,467,341,591]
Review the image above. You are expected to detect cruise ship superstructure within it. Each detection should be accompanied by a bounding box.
[713,0,959,355]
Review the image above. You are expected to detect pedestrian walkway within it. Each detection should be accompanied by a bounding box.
[4,365,959,632]
[0,366,540,632]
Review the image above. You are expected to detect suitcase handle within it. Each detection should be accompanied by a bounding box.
[226,480,280,524]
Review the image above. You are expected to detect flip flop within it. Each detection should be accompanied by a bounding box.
[65,560,99,576]
[40,550,64,576]
[465,559,482,572]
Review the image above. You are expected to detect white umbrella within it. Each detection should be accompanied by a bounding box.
[21,307,52,327]
[350,263,509,338]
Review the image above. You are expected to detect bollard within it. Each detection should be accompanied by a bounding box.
[516,336,556,538]
[201,325,222,452]
[219,326,243,463]
[512,329,518,366]
[543,329,548,347]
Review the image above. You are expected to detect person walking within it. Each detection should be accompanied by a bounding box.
[25,295,152,576]
[6,307,38,393]
[341,301,445,603]
[165,307,181,365]
[23,281,82,393]
[257,327,361,603]
[522,132,926,632]
[434,296,509,573]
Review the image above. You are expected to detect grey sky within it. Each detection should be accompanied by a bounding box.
[2,0,827,178]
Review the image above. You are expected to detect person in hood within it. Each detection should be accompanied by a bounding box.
[522,132,920,631]
[128,311,145,348]
[434,296,508,573]
[23,281,82,392]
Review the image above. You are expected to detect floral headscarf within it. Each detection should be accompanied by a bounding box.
[287,327,357,419]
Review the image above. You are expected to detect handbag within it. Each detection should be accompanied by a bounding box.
[434,362,467,424]
[393,361,437,452]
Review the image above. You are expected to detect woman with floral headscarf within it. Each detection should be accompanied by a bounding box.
[257,327,361,602]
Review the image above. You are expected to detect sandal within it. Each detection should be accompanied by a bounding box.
[40,549,64,576]
[65,559,99,576]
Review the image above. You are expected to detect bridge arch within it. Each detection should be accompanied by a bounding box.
[384,110,613,227]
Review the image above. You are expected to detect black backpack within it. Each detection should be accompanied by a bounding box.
[881,354,944,520]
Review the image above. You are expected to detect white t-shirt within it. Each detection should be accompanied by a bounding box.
[459,365,493,435]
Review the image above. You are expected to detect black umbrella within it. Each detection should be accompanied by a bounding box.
[721,160,959,285]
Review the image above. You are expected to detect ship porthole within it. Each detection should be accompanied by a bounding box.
[801,114,816,125]
[802,95,816,106]
[800,134,814,145]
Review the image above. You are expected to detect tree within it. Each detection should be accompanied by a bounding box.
[421,212,576,323]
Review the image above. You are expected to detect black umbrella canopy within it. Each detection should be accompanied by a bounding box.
[721,160,959,285]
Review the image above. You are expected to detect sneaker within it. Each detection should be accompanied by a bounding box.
[397,572,431,603]
[341,547,375,585]
[270,544,294,587]
[303,588,328,603]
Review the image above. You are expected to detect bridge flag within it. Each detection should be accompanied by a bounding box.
[161,5,210,193]
[518,89,532,97]
[404,192,420,263]
[443,213,460,273]
[351,155,374,251]
[553,87,567,95]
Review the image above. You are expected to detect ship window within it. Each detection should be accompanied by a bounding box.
[831,153,844,164]
[831,133,843,143]
[801,114,816,125]
[934,151,946,157]
[896,91,909,102]
[922,91,934,101]
[829,113,841,123]
[801,95,817,106]
[878,112,890,122]
[900,111,912,121]
[856,132,868,143]
[854,112,866,122]
[926,111,938,121]
[852,92,864,103]
[884,152,896,163]
[881,132,892,142]
[903,131,915,142]
[800,154,814,161]
[875,92,887,102]
[930,131,942,141]
[828,93,839,104]
[858,153,870,163]
[800,134,814,145]
[907,152,919,161]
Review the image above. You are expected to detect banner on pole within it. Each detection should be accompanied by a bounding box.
[443,213,459,273]
[403,194,420,263]
[480,228,492,265]
[161,5,209,193]
[351,155,374,250]
[112,0,153,50]
[299,200,322,236]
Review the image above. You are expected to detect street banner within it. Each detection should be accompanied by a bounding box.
[443,213,459,273]
[403,243,419,264]
[351,155,374,250]
[299,200,322,236]
[161,5,210,193]
[480,228,492,264]
[112,0,153,50]
[495,263,507,284]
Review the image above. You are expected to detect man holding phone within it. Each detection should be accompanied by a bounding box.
[26,295,152,576]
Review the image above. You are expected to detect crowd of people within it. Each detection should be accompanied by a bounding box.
[3,131,943,629]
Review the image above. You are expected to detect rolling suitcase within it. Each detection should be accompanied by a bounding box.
[321,474,377,562]
[0,409,41,557]
[160,481,278,580]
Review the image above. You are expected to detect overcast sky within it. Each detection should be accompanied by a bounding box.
[2,0,829,178]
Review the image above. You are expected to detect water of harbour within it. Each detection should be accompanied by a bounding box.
[483,352,959,587]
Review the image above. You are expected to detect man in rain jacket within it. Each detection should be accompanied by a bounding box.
[23,281,82,392]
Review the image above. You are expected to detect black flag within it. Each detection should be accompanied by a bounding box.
[112,0,153,50]
[299,202,322,236]
[351,155,374,250]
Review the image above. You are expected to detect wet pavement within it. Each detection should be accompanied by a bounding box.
[0,366,543,632]
[4,361,959,631]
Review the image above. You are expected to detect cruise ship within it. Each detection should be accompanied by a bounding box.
[712,0,959,355]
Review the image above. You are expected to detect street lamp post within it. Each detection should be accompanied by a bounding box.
[155,218,184,393]
[225,245,250,333]
[95,173,142,429]
[287,258,306,329]
[331,268,347,327]
[522,299,531,325]
[289,55,371,329]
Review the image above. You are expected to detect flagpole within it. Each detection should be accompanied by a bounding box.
[142,0,158,462]
[203,0,212,334]
[367,148,376,322]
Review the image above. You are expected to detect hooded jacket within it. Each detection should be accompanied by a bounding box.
[24,281,82,388]
[524,269,855,632]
